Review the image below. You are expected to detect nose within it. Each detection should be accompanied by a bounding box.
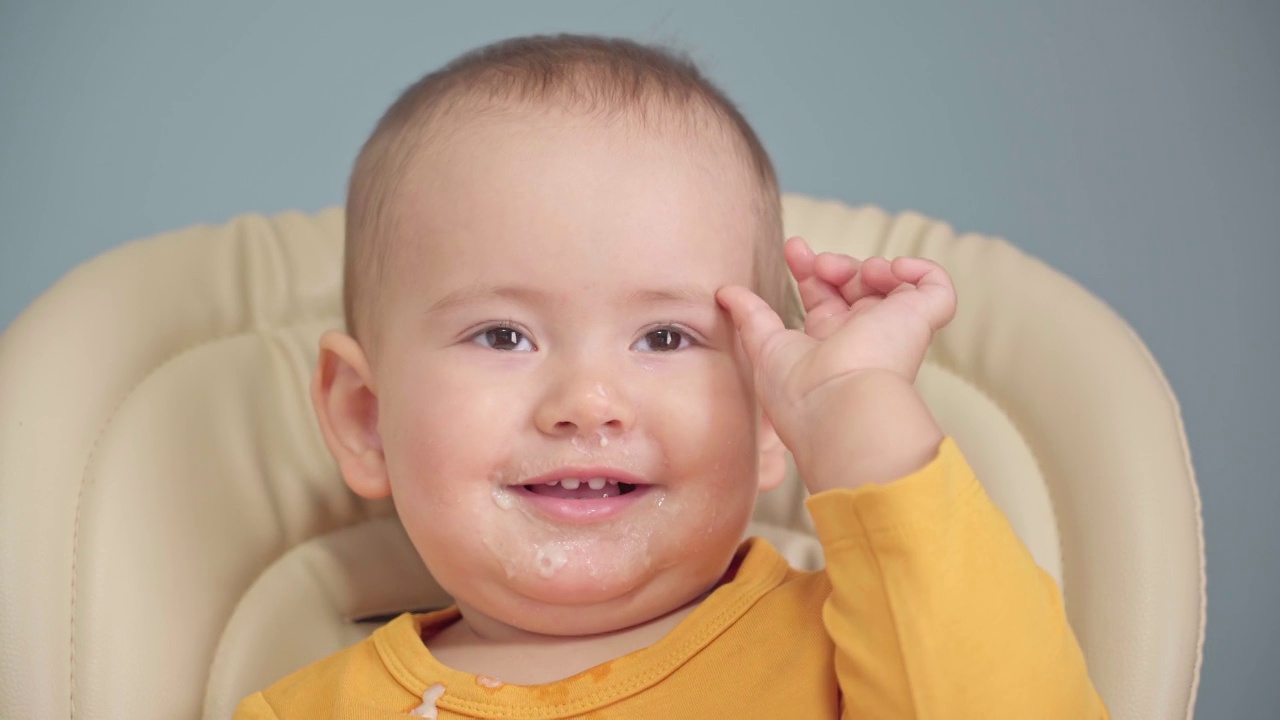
[533,366,634,439]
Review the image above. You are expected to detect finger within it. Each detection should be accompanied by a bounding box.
[786,239,847,318]
[787,241,858,331]
[716,285,788,366]
[887,256,948,287]
[837,256,896,305]
[889,257,958,329]
[813,251,861,287]
[857,256,908,296]
[783,237,817,282]
[801,252,864,336]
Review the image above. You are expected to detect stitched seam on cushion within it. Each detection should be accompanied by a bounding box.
[953,252,1205,713]
[1113,321,1206,719]
[70,313,338,719]
[1012,234,1205,717]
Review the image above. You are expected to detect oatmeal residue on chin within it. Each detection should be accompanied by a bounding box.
[534,543,569,577]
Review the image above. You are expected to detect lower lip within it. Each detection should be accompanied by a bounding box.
[514,485,653,523]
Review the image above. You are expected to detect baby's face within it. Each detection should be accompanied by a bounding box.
[370,107,771,636]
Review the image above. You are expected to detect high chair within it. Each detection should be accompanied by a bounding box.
[0,195,1205,719]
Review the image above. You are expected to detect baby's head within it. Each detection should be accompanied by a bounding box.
[313,35,800,638]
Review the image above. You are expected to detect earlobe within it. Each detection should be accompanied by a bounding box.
[311,330,391,499]
[756,411,787,493]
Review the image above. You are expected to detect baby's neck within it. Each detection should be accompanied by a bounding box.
[426,595,705,685]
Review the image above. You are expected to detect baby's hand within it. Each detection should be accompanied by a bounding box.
[717,237,956,490]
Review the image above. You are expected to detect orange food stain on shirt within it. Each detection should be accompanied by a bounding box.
[585,662,614,683]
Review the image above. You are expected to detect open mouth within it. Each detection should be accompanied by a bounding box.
[522,478,639,500]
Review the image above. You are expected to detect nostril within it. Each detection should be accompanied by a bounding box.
[535,385,632,437]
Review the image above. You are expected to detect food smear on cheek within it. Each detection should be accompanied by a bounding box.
[491,486,517,510]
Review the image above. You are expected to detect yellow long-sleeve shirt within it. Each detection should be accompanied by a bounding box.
[235,439,1108,718]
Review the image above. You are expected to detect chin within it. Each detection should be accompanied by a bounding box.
[490,563,720,637]
[502,589,686,637]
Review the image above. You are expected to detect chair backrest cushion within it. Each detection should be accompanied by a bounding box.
[0,197,1204,719]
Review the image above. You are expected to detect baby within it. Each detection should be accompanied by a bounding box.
[236,35,1107,718]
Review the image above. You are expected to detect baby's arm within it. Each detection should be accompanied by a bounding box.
[805,439,1108,718]
[718,239,1108,719]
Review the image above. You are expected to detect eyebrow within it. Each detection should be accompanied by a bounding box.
[426,285,549,314]
[624,286,713,306]
[426,284,714,314]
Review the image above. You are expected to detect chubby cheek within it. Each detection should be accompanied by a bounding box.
[379,363,523,550]
[674,353,758,468]
[387,350,530,460]
[649,358,761,543]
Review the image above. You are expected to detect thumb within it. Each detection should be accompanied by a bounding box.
[716,285,787,368]
[717,286,811,449]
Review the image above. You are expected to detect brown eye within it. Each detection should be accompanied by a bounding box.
[476,326,533,352]
[641,328,686,352]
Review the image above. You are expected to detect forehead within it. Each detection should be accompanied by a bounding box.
[385,107,762,300]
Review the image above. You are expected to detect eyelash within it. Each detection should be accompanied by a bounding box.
[634,324,698,352]
[470,322,536,352]
[466,323,702,353]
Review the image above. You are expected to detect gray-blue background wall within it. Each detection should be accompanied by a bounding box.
[2,1,1276,716]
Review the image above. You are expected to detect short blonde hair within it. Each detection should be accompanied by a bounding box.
[345,34,801,347]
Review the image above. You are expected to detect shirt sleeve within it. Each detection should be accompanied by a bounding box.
[232,692,281,720]
[805,437,1109,720]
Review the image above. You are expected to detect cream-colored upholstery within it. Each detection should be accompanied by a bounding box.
[0,195,1205,719]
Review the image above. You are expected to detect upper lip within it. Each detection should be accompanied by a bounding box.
[515,467,650,487]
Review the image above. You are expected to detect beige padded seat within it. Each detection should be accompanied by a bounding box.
[0,195,1205,719]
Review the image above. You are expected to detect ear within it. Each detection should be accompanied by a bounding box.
[311,330,391,499]
[756,409,787,493]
